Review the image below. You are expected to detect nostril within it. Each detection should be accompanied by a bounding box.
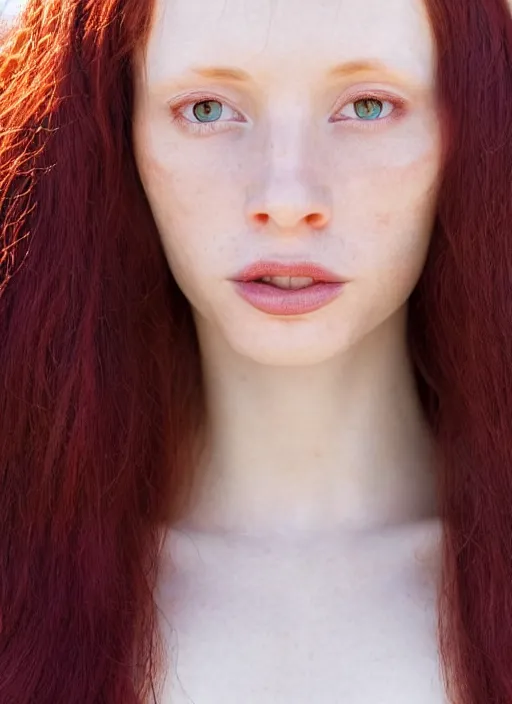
[306,212,327,227]
[252,211,325,228]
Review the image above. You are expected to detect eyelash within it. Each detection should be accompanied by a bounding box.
[168,91,406,136]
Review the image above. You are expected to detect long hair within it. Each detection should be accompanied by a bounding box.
[0,1,511,702]
[409,1,512,702]
[0,2,205,702]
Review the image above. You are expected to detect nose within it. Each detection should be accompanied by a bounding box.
[246,171,332,232]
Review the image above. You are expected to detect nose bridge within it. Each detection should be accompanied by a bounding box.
[246,118,332,230]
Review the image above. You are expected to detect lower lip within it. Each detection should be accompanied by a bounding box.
[232,280,344,316]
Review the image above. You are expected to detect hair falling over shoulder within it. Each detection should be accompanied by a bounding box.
[0,1,205,701]
[0,0,511,702]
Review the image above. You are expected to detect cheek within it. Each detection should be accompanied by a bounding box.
[135,125,243,238]
[133,118,249,273]
[133,137,233,307]
[339,145,441,281]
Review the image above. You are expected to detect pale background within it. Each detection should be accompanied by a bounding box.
[1,0,25,19]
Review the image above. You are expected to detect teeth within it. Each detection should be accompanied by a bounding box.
[261,276,315,289]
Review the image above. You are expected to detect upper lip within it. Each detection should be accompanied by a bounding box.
[231,260,345,283]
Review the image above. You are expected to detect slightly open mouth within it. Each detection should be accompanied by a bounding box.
[252,275,319,290]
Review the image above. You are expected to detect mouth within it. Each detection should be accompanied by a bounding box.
[254,275,317,290]
[230,260,346,316]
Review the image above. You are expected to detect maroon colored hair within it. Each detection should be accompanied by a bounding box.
[0,0,511,702]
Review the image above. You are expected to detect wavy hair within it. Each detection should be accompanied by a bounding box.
[0,1,511,702]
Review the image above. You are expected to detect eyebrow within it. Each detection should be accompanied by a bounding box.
[151,58,424,95]
[187,59,413,83]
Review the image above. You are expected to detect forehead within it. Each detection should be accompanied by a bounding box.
[144,0,436,87]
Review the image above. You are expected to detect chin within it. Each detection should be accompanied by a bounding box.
[244,347,340,367]
[224,322,353,367]
[196,294,373,367]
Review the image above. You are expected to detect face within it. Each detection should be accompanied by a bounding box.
[132,0,442,367]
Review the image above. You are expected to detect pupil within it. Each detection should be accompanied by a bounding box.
[354,99,383,120]
[193,100,222,122]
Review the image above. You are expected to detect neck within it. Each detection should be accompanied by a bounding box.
[180,306,438,539]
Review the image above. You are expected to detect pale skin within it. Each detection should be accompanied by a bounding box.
[132,0,446,701]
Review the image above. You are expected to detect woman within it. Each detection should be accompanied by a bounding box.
[1,0,511,702]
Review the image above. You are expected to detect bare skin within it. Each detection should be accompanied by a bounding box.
[132,0,445,699]
[153,519,444,703]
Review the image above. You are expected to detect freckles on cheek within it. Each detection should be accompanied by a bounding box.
[137,148,194,221]
[341,151,440,275]
[365,147,441,223]
[136,142,167,191]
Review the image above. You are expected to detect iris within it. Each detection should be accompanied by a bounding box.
[354,98,383,120]
[192,100,223,122]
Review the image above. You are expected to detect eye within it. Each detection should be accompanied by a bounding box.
[169,92,404,136]
[352,98,390,120]
[170,96,245,135]
[334,95,401,124]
